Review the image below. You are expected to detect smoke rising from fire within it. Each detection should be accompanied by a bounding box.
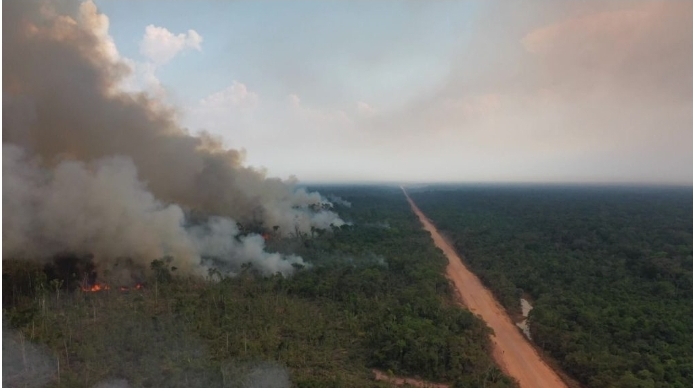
[3,145,308,277]
[2,0,342,278]
[2,320,56,388]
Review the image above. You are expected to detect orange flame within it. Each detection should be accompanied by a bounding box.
[81,283,109,292]
[81,282,143,292]
[117,283,144,291]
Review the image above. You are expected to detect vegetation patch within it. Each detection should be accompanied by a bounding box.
[410,185,693,388]
[3,186,516,388]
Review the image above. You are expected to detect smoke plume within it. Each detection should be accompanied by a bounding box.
[2,0,342,278]
[2,319,56,388]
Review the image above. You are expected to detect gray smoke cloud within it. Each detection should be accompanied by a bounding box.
[2,314,292,388]
[3,144,307,278]
[326,195,352,208]
[2,0,342,277]
[90,362,291,388]
[2,321,57,388]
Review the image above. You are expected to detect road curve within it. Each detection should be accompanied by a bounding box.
[403,188,568,388]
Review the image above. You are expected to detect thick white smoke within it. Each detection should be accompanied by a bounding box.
[327,195,352,208]
[188,217,306,276]
[3,144,314,279]
[2,0,343,278]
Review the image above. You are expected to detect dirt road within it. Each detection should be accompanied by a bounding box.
[403,188,568,388]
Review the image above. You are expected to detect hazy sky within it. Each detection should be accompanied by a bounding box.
[89,0,692,184]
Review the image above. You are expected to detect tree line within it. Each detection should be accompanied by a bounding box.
[3,185,516,388]
[410,185,693,388]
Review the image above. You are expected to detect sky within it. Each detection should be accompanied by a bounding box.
[77,1,693,184]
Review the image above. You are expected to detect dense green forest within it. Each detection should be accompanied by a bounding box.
[3,186,516,388]
[409,185,693,388]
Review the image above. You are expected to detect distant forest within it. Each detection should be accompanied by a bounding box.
[3,186,515,388]
[410,185,693,388]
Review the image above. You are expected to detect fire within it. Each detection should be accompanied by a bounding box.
[118,283,144,291]
[262,233,270,241]
[81,283,109,292]
[81,283,143,292]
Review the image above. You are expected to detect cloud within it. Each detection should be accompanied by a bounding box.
[352,1,693,184]
[67,0,692,184]
[128,25,205,101]
[520,2,693,101]
[199,81,259,111]
[139,25,203,65]
[183,81,260,148]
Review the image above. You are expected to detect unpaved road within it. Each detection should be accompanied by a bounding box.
[403,188,568,388]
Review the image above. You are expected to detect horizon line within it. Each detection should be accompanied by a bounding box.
[299,180,693,188]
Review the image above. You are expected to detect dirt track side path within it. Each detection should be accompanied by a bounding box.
[403,188,568,388]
